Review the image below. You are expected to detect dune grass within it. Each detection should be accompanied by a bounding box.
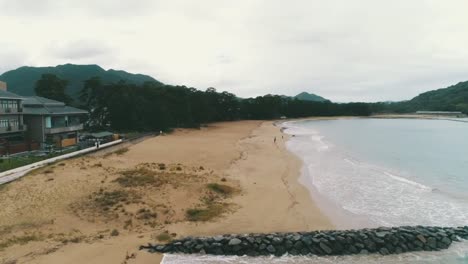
[207,183,235,195]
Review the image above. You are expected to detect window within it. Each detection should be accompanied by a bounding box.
[0,120,8,128]
[45,116,52,128]
[10,119,18,127]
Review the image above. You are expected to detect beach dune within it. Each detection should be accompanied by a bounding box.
[0,121,331,264]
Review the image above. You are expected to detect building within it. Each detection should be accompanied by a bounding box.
[22,96,88,148]
[0,85,30,155]
[0,81,88,154]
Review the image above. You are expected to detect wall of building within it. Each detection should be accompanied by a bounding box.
[0,81,7,91]
[23,115,44,143]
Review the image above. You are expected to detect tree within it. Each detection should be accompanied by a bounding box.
[35,74,72,104]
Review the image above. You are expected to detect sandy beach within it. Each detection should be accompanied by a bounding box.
[0,120,331,264]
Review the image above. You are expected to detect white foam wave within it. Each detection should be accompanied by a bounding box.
[383,172,432,191]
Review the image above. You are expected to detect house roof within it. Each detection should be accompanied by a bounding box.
[22,96,65,106]
[22,96,88,116]
[22,105,88,115]
[0,89,23,100]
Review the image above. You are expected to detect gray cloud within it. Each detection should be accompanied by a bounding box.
[1,0,468,102]
[48,40,111,60]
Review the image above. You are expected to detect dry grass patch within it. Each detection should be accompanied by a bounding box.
[156,231,171,242]
[0,233,43,251]
[114,168,162,187]
[115,147,129,155]
[185,204,226,222]
[207,183,235,196]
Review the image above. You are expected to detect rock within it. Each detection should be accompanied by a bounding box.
[359,249,369,254]
[213,235,224,242]
[272,237,283,245]
[319,242,333,254]
[427,237,437,249]
[266,245,276,253]
[285,240,293,249]
[376,231,390,238]
[379,247,390,255]
[441,237,452,246]
[228,238,242,246]
[294,241,304,250]
[413,240,424,248]
[416,234,427,244]
[292,234,302,241]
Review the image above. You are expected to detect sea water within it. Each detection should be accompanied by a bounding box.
[162,118,468,263]
[283,118,468,228]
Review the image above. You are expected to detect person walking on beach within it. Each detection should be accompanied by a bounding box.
[274,137,277,143]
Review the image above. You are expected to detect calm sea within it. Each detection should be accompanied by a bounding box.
[162,118,468,263]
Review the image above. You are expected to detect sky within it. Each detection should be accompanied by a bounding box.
[1,0,468,102]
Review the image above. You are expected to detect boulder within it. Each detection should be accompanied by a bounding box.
[228,238,242,246]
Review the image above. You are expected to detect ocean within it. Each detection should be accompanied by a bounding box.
[162,118,468,263]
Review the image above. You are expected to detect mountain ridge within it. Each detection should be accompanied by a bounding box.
[0,64,160,97]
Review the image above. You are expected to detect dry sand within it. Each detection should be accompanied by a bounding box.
[0,120,331,264]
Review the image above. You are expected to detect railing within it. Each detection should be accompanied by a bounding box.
[0,124,27,134]
[0,108,21,114]
[44,124,84,134]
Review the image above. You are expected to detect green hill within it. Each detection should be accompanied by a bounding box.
[371,81,468,114]
[407,81,468,113]
[295,92,329,102]
[0,64,160,97]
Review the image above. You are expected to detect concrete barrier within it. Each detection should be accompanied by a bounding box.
[0,139,123,185]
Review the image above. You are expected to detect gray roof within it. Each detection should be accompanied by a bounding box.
[23,105,88,115]
[22,96,88,116]
[22,96,65,106]
[0,89,23,100]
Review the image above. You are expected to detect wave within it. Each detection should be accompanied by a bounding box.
[383,172,432,191]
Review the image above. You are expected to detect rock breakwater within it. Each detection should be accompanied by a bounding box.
[141,226,468,257]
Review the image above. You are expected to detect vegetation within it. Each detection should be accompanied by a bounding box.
[0,64,157,98]
[0,234,43,251]
[35,73,72,104]
[185,204,225,222]
[0,156,45,172]
[371,81,468,114]
[114,147,129,155]
[156,232,171,242]
[4,64,466,135]
[294,92,328,102]
[78,77,372,131]
[93,190,133,208]
[207,183,235,196]
[114,168,160,187]
[110,229,119,236]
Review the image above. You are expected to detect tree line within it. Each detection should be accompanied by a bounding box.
[35,74,372,131]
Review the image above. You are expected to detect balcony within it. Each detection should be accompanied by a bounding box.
[0,108,22,114]
[0,124,27,134]
[45,123,84,134]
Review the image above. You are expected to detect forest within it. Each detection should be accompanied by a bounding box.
[34,74,371,131]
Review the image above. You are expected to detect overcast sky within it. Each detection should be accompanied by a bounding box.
[1,0,468,102]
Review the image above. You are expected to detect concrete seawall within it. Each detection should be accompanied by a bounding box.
[0,140,123,185]
[141,226,468,257]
